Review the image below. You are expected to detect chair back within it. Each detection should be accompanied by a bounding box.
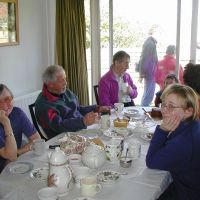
[93,85,99,105]
[28,103,48,141]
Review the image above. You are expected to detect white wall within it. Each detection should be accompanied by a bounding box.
[0,0,55,97]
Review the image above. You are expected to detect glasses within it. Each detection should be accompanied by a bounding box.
[160,103,183,112]
[0,96,13,105]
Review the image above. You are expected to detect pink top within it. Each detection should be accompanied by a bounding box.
[154,55,183,89]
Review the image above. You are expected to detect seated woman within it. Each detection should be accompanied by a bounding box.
[0,84,40,173]
[154,74,178,107]
[98,51,138,107]
[146,84,200,200]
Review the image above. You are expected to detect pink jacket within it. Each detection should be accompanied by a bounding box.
[154,55,183,89]
[98,69,138,107]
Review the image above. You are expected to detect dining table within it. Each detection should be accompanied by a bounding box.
[0,106,172,200]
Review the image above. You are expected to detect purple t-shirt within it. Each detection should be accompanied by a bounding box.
[0,107,36,172]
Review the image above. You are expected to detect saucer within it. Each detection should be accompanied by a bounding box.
[73,197,95,200]
[30,167,48,181]
[96,170,120,184]
[124,108,139,117]
[8,162,33,175]
[103,128,133,138]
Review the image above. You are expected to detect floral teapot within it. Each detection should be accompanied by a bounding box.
[82,144,106,169]
[49,147,72,196]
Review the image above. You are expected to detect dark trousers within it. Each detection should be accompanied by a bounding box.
[123,101,135,107]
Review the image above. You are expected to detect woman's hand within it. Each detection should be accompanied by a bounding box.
[127,86,132,94]
[0,110,10,127]
[160,112,182,133]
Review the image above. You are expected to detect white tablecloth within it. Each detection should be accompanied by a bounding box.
[0,106,171,200]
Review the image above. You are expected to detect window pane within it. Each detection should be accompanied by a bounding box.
[100,0,109,76]
[112,0,177,105]
[180,0,192,67]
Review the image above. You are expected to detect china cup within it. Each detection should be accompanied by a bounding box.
[32,139,45,156]
[114,103,124,116]
[101,114,110,129]
[128,139,141,159]
[80,176,101,197]
[105,138,122,162]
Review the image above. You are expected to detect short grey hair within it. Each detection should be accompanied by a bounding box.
[42,65,65,84]
[166,45,175,55]
[0,84,13,97]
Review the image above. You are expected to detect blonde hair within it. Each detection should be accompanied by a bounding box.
[161,84,199,120]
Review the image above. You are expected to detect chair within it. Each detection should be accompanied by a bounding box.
[93,85,99,105]
[28,103,48,141]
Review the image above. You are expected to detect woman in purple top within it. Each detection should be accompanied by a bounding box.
[98,51,138,107]
[0,84,40,173]
[146,84,200,200]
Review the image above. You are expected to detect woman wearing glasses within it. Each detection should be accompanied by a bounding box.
[0,84,40,173]
[146,84,200,200]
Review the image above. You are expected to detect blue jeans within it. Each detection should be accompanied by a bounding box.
[141,78,155,106]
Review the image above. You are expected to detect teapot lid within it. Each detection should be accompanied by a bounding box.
[49,147,68,165]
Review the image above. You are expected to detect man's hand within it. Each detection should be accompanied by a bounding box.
[98,106,111,113]
[83,112,99,126]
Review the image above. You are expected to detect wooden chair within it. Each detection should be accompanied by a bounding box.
[93,85,99,105]
[28,103,48,141]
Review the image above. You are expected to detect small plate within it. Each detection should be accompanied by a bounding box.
[96,170,120,184]
[75,129,103,139]
[104,128,133,138]
[30,167,49,181]
[8,162,33,175]
[131,120,156,129]
[124,109,139,117]
[73,197,95,200]
[141,133,154,141]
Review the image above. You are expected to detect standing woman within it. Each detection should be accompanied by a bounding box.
[138,27,158,106]
[0,84,40,173]
[146,84,200,200]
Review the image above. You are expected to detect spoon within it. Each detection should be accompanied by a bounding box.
[142,108,153,120]
[125,148,129,160]
[120,139,124,153]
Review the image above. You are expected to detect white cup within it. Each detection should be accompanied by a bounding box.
[37,187,58,200]
[32,139,45,156]
[114,103,124,116]
[122,82,128,93]
[101,114,110,129]
[72,166,90,187]
[128,140,141,159]
[80,176,101,197]
[105,138,121,162]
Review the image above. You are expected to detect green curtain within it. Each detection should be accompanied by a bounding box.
[56,0,89,105]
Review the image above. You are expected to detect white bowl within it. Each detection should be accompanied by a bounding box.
[37,187,58,200]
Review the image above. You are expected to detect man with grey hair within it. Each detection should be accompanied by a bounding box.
[155,45,183,90]
[35,65,110,139]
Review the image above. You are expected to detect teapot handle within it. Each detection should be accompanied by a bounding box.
[65,165,74,189]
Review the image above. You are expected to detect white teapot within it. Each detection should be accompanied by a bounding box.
[49,147,72,196]
[82,144,106,169]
